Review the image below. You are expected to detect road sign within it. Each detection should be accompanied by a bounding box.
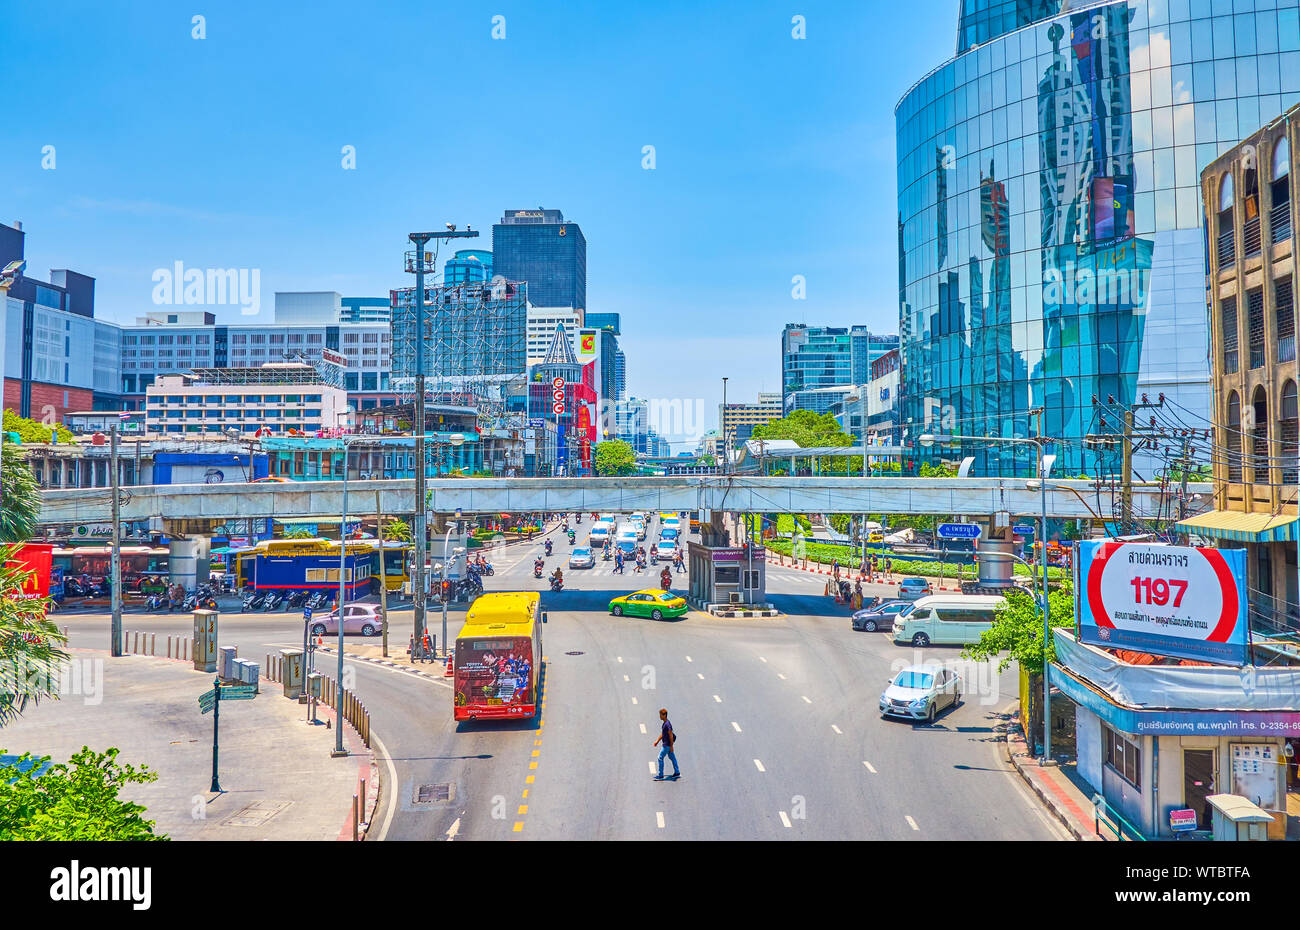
[936,522,981,540]
[303,606,313,621]
[198,689,216,714]
[1013,524,1035,536]
[218,685,257,700]
[528,418,545,429]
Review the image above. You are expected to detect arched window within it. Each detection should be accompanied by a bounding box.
[1218,173,1236,267]
[1251,386,1269,485]
[1244,166,1262,256]
[1226,391,1242,483]
[1272,137,1292,244]
[1281,380,1299,485]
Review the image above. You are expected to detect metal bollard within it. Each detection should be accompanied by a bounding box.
[150,633,156,656]
[352,794,359,841]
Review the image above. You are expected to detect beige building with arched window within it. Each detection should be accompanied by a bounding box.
[1182,104,1300,633]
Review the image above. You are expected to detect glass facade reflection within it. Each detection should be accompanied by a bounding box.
[898,0,1300,476]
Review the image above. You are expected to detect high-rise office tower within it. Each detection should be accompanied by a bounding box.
[492,209,587,310]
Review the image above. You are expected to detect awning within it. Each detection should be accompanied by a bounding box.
[1175,510,1299,543]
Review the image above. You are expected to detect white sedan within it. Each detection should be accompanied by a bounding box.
[655,541,678,563]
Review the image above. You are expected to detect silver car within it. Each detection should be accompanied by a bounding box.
[569,547,595,569]
[878,664,961,722]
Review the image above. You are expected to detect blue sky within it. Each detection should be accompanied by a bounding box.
[5,0,956,439]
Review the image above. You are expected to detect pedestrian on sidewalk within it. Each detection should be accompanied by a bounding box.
[853,579,863,610]
[653,708,680,780]
[884,556,893,582]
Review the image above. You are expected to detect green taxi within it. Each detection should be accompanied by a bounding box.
[608,589,688,621]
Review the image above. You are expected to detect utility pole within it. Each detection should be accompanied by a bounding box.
[376,491,388,658]
[110,424,123,657]
[1121,409,1134,527]
[406,227,477,658]
[720,377,728,476]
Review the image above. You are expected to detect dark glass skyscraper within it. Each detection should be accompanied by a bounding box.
[492,209,587,310]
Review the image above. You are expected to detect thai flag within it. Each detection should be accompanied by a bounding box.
[118,411,131,421]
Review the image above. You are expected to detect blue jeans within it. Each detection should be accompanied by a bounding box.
[657,743,679,777]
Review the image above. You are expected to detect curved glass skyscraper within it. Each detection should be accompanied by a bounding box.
[898,0,1300,475]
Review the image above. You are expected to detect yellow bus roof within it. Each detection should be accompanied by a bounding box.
[458,591,541,639]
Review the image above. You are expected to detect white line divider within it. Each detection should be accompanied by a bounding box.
[831,724,843,734]
[801,696,812,704]
[639,723,647,734]
[777,673,787,680]
[631,697,638,705]
[863,761,878,773]
[656,811,665,829]
[685,656,693,662]
[696,673,704,680]
[648,761,656,774]
[905,815,919,831]
[779,811,792,828]
[731,722,742,732]
[753,759,766,772]
[713,695,722,703]
[759,657,768,663]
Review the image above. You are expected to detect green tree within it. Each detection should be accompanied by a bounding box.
[383,518,412,542]
[594,440,637,477]
[1,442,41,543]
[882,462,960,532]
[750,409,852,448]
[283,526,315,540]
[0,549,70,726]
[962,582,1076,753]
[0,746,166,840]
[829,514,853,535]
[2,409,73,444]
[697,454,716,466]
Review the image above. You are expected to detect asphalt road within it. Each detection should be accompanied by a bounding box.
[57,518,1067,841]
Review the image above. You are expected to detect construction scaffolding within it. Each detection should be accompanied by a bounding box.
[390,277,529,425]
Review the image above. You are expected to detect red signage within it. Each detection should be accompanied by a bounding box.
[552,377,564,388]
[6,544,53,619]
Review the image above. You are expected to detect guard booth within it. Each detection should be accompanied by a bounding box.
[686,541,767,608]
[1206,794,1273,841]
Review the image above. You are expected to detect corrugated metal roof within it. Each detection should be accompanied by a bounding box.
[1175,510,1298,543]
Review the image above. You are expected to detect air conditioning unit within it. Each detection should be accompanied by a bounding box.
[729,592,742,605]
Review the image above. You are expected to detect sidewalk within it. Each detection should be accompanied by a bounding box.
[0,648,376,840]
[1002,704,1107,841]
[768,551,981,593]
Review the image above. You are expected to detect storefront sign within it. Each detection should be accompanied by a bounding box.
[1076,541,1249,667]
[1168,809,1198,832]
[709,547,766,564]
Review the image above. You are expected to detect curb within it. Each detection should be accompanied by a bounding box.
[315,644,446,681]
[1001,704,1097,842]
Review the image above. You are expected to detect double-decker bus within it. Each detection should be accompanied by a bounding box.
[453,592,546,721]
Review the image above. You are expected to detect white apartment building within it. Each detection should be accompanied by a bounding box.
[144,364,349,436]
[526,306,584,366]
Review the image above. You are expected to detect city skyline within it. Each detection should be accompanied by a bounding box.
[4,0,957,417]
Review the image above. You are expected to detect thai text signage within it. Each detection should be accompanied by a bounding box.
[1076,541,1248,667]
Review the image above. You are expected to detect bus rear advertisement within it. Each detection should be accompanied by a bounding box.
[453,592,544,721]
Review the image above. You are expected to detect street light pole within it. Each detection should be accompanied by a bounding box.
[919,430,1052,763]
[721,377,728,476]
[410,233,431,670]
[333,438,349,757]
[110,424,123,657]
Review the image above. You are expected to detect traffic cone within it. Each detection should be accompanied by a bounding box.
[444,653,454,677]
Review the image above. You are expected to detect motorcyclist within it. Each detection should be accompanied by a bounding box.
[568,529,576,544]
[549,568,563,589]
[650,543,659,562]
[603,539,612,560]
[660,567,672,590]
[545,539,553,556]
[534,557,545,576]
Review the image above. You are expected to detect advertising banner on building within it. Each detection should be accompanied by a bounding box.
[1076,541,1249,666]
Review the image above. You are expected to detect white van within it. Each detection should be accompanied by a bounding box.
[588,524,611,546]
[891,594,1006,647]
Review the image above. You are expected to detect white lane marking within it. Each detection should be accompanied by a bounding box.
[696,673,704,680]
[617,656,623,663]
[831,724,843,735]
[777,673,787,680]
[639,723,647,734]
[623,674,629,681]
[779,811,792,828]
[713,695,721,703]
[656,811,665,829]
[731,722,742,732]
[905,815,919,831]
[446,818,460,840]
[373,733,399,843]
[801,696,812,704]
[649,760,656,773]
[753,759,766,772]
[631,697,638,705]
[685,656,693,662]
[759,656,768,663]
[863,761,877,773]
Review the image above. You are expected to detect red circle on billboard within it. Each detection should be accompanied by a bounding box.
[552,377,564,388]
[1085,541,1240,643]
[552,402,564,415]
